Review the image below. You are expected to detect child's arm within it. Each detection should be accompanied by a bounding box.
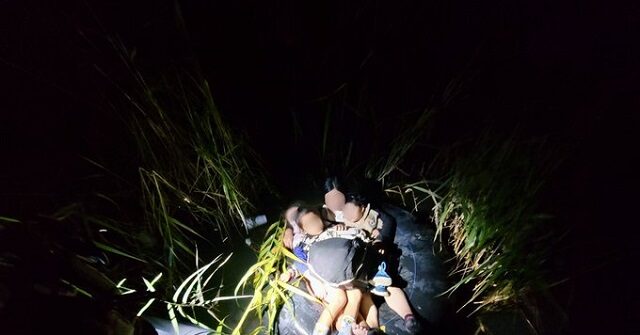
[282,227,294,249]
[279,267,300,282]
[279,243,309,282]
[369,217,383,242]
[283,206,304,249]
[370,212,387,251]
[371,228,381,239]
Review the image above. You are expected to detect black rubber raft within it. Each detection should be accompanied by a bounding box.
[277,205,448,335]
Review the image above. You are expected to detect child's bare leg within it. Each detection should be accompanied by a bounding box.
[334,288,362,330]
[314,287,347,335]
[342,288,362,321]
[384,286,412,318]
[384,286,422,333]
[359,292,379,328]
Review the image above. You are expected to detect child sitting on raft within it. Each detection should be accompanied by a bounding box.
[281,176,422,334]
[341,193,393,296]
[279,206,378,335]
[342,193,422,333]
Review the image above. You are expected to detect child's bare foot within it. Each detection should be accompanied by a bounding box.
[351,323,369,335]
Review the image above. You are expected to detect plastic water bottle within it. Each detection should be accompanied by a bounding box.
[244,214,268,230]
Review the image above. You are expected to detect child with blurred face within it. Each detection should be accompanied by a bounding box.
[280,179,423,334]
[322,176,347,223]
[342,194,423,334]
[298,210,325,236]
[324,188,346,219]
[279,207,371,335]
[343,200,383,241]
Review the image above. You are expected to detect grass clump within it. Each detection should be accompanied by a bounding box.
[22,39,275,331]
[384,134,562,323]
[91,38,271,285]
[232,220,320,335]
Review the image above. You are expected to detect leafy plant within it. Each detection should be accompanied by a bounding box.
[84,37,273,291]
[121,251,253,335]
[232,220,320,335]
[384,135,561,318]
[23,37,276,332]
[366,108,434,182]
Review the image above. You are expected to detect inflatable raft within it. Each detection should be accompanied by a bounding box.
[277,204,448,335]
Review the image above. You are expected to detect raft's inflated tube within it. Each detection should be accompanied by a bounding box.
[277,204,449,335]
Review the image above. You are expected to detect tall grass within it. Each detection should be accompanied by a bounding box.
[122,67,263,239]
[116,251,253,334]
[384,135,561,320]
[91,37,271,286]
[364,76,466,182]
[365,107,434,182]
[232,220,320,335]
[24,38,275,331]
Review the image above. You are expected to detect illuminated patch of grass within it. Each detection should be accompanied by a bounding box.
[87,38,271,288]
[232,220,320,335]
[384,135,561,322]
[33,39,274,329]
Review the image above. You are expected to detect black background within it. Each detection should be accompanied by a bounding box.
[1,0,638,333]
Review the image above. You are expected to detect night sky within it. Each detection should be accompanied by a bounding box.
[1,0,638,333]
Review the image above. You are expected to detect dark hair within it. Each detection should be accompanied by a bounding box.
[282,201,302,224]
[322,176,346,194]
[345,193,368,207]
[293,206,320,229]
